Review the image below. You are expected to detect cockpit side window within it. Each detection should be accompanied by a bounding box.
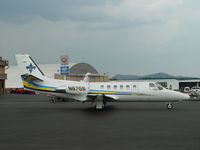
[149,83,154,87]
[149,83,156,88]
[149,83,163,90]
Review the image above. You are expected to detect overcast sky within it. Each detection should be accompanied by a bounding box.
[1,0,200,77]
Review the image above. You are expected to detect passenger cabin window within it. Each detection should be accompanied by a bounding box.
[120,85,123,90]
[100,85,104,89]
[149,83,155,88]
[114,85,117,90]
[126,85,130,89]
[133,85,136,89]
[107,85,111,90]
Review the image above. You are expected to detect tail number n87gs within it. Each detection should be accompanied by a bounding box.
[68,86,86,92]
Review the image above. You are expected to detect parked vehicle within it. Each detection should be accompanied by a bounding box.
[8,88,35,94]
[191,87,200,97]
[184,87,191,94]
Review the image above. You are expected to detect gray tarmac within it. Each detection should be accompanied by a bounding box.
[0,94,200,150]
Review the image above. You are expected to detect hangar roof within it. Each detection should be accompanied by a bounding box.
[70,63,98,74]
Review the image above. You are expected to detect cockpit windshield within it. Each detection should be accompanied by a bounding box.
[149,83,164,90]
[155,83,164,90]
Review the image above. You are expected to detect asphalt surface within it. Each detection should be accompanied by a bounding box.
[0,94,200,150]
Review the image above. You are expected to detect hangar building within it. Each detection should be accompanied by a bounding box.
[54,62,108,82]
[0,57,8,94]
[70,63,98,74]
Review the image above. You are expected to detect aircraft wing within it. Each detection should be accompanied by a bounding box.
[104,95,119,100]
[87,93,119,102]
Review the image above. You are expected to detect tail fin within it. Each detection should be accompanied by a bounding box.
[16,54,45,78]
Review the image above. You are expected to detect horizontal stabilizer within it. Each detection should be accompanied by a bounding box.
[21,74,43,83]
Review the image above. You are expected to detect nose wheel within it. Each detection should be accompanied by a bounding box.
[166,102,173,110]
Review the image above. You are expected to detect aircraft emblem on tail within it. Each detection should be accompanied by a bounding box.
[26,63,36,73]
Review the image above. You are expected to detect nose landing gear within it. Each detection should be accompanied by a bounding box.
[166,102,173,110]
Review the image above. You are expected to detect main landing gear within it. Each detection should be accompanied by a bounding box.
[95,101,105,109]
[50,97,57,103]
[94,95,106,110]
[166,102,173,110]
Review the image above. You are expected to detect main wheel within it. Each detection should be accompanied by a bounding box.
[51,98,56,103]
[166,103,173,110]
[95,103,104,110]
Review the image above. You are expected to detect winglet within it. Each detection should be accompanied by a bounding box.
[83,73,91,82]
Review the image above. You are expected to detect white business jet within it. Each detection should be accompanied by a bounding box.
[16,54,190,110]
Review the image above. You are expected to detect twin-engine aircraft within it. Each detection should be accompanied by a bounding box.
[16,54,190,110]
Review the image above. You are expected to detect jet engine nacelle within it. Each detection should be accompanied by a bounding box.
[66,85,89,94]
[57,82,90,101]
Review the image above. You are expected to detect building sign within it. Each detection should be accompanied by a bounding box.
[60,55,69,65]
[60,66,69,75]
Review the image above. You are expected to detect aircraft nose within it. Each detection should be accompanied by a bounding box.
[179,93,190,101]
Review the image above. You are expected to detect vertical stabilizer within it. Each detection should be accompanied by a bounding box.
[16,54,45,78]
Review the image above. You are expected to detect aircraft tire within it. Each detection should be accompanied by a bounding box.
[51,98,56,103]
[102,104,105,109]
[166,103,173,110]
[95,104,104,110]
